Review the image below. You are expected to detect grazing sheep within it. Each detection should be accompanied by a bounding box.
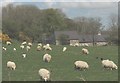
[37,46,42,51]
[26,46,31,51]
[43,54,52,62]
[63,47,67,52]
[74,61,89,70]
[38,68,51,81]
[7,61,16,70]
[28,42,32,47]
[82,48,89,55]
[22,41,27,45]
[43,45,52,51]
[6,41,11,45]
[20,44,25,49]
[3,47,7,51]
[101,58,118,70]
[22,53,26,58]
[38,43,42,47]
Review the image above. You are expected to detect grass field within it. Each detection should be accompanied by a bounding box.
[2,42,118,81]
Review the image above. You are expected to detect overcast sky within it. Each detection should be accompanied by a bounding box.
[0,0,119,29]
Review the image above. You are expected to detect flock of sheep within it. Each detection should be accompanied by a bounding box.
[3,41,118,81]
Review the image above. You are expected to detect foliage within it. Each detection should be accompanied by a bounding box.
[2,4,105,44]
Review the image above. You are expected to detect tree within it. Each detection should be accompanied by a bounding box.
[107,14,118,44]
[74,17,102,45]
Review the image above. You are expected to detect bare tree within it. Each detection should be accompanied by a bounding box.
[107,14,118,44]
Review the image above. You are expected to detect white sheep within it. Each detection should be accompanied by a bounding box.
[43,54,52,62]
[43,45,52,51]
[26,45,31,51]
[28,42,32,47]
[37,46,42,51]
[22,41,27,45]
[6,41,11,45]
[63,47,67,52]
[101,59,118,70]
[22,53,26,58]
[38,68,51,81]
[7,61,16,70]
[20,44,25,49]
[3,47,7,51]
[74,61,89,70]
[38,43,42,47]
[82,48,89,55]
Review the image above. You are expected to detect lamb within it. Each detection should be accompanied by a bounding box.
[22,53,26,58]
[63,47,67,52]
[6,41,11,45]
[26,45,31,51]
[3,47,7,51]
[20,44,25,49]
[7,61,16,70]
[37,46,42,51]
[74,60,89,70]
[38,68,51,81]
[82,48,89,55]
[38,43,42,47]
[43,45,52,51]
[101,58,118,70]
[43,53,52,62]
[22,41,27,45]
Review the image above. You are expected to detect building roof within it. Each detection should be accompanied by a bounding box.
[54,31,107,42]
[54,31,79,40]
[79,34,107,42]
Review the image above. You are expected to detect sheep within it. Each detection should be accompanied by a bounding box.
[22,53,26,58]
[20,44,25,49]
[43,45,52,51]
[101,58,118,70]
[74,61,89,71]
[22,41,27,45]
[3,47,7,51]
[28,42,32,47]
[38,68,51,81]
[6,41,11,45]
[43,53,52,62]
[63,47,67,52]
[26,45,31,51]
[13,48,16,51]
[82,48,89,55]
[38,43,42,47]
[37,46,42,51]
[7,61,16,70]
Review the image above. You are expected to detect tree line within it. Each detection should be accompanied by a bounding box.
[2,4,118,44]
